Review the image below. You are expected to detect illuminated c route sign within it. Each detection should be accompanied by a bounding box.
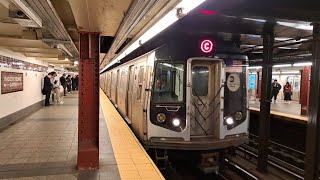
[200,39,214,53]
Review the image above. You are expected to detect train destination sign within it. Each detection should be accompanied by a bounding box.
[1,71,23,94]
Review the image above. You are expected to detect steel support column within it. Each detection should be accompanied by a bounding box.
[300,66,311,115]
[304,23,320,180]
[257,24,274,173]
[257,72,262,99]
[78,32,100,170]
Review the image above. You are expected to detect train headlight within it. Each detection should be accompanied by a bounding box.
[172,118,181,127]
[224,116,234,125]
[156,113,166,123]
[235,112,243,121]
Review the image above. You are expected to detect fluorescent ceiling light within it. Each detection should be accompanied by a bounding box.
[243,18,266,23]
[246,34,261,38]
[297,53,312,57]
[277,21,313,31]
[247,66,262,69]
[11,0,42,27]
[252,51,263,53]
[281,71,300,74]
[278,47,299,50]
[100,0,206,73]
[272,71,300,74]
[273,64,292,67]
[275,37,291,41]
[253,46,263,49]
[293,62,312,66]
[241,45,256,47]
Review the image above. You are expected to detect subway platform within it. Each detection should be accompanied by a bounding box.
[0,90,164,180]
[249,100,308,123]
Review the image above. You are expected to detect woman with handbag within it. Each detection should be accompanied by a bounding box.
[283,82,292,103]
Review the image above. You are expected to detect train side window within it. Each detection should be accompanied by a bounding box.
[137,66,144,100]
[192,66,209,96]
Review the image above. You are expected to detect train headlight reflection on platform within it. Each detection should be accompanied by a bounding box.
[172,118,181,127]
[224,116,234,125]
[235,112,243,121]
[157,113,166,123]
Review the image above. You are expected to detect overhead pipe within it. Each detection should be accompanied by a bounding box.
[17,0,79,58]
[242,35,313,52]
[103,0,159,63]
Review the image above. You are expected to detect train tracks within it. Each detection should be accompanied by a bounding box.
[159,133,309,180]
[224,133,307,179]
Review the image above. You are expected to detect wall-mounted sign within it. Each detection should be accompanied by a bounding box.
[200,40,213,53]
[1,71,23,94]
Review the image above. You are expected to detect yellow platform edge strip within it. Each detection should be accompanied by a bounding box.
[100,89,165,180]
[249,107,308,122]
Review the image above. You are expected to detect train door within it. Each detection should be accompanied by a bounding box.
[115,69,120,105]
[107,73,111,97]
[111,71,116,102]
[127,65,134,121]
[132,63,146,139]
[187,58,223,138]
[104,73,107,93]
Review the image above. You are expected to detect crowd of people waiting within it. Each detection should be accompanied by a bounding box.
[42,71,79,106]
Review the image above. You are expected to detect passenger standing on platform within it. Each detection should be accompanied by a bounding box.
[271,79,282,103]
[283,82,292,103]
[52,80,64,104]
[71,76,75,91]
[60,74,67,96]
[74,75,79,90]
[51,77,55,102]
[66,75,72,93]
[42,72,56,106]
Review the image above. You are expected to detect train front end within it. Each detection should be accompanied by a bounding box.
[146,38,249,150]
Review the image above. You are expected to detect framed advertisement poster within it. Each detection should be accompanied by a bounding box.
[1,71,24,94]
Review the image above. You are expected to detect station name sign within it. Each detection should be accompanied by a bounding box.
[1,71,23,94]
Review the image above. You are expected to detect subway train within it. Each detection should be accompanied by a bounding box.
[100,36,249,168]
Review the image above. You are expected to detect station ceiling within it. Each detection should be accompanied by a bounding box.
[0,0,318,69]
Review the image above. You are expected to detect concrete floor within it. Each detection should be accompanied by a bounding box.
[0,92,120,179]
[249,100,301,116]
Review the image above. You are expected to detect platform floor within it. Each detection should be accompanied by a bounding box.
[0,90,164,179]
[249,100,307,122]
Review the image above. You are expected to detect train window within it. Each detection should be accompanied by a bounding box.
[152,63,184,103]
[192,66,209,96]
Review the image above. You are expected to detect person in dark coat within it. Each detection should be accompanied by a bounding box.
[271,79,282,103]
[283,82,292,103]
[60,74,67,96]
[71,76,75,90]
[66,75,72,93]
[43,72,56,106]
[74,75,79,90]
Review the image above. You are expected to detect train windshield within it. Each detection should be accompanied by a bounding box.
[152,63,185,103]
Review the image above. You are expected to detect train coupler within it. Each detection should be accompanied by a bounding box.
[198,152,220,174]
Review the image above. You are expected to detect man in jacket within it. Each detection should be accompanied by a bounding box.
[60,74,67,96]
[43,72,56,106]
[74,75,79,90]
[271,79,282,103]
